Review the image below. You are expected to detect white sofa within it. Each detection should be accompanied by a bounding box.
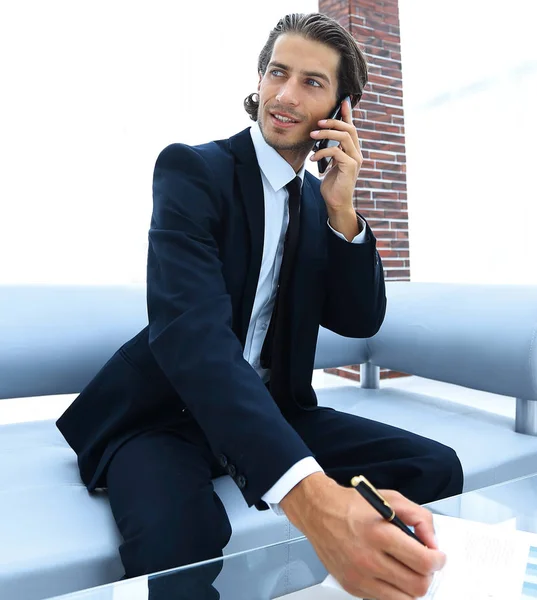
[1,282,536,600]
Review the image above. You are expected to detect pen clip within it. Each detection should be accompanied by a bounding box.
[350,475,395,520]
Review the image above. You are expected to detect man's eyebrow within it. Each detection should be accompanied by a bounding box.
[267,61,331,85]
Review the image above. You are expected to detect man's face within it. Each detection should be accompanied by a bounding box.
[257,33,340,158]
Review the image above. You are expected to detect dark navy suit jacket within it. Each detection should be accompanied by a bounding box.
[56,127,386,508]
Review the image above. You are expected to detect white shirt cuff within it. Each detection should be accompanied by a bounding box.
[327,216,367,244]
[261,457,324,516]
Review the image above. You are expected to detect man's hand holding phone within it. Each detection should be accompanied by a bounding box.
[310,97,364,240]
[311,97,350,175]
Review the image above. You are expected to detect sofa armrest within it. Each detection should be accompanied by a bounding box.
[368,282,537,401]
[314,327,369,370]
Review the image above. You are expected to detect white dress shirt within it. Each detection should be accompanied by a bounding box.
[246,122,367,512]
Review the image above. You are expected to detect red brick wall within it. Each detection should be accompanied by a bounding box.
[319,0,409,382]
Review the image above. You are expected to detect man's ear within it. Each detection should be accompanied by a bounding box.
[257,72,262,92]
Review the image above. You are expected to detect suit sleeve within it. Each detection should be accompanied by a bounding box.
[321,214,387,338]
[147,144,312,507]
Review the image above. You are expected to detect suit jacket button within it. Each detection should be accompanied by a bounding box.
[218,454,228,468]
[237,475,247,489]
[227,464,236,478]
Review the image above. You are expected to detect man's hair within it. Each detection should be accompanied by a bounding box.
[244,13,368,121]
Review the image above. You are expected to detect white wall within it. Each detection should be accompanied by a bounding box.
[5,1,535,287]
[399,0,537,284]
[0,0,317,285]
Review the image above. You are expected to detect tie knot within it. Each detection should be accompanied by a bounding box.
[286,176,302,199]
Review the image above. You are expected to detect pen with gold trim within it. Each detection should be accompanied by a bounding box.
[351,475,426,546]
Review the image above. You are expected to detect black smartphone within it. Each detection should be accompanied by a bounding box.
[312,95,351,174]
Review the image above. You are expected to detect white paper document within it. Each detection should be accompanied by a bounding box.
[275,515,537,599]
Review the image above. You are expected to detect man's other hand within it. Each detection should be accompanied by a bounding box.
[280,472,446,599]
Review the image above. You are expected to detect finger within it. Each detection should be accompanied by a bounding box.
[340,560,431,600]
[310,147,356,174]
[310,144,359,168]
[367,548,435,598]
[310,129,360,159]
[381,525,446,577]
[384,492,438,550]
[341,96,353,125]
[317,115,356,137]
[319,99,360,146]
[370,575,433,600]
[349,573,420,600]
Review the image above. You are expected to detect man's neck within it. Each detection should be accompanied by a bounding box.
[276,148,309,174]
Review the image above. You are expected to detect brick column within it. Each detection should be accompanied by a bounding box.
[320,0,409,382]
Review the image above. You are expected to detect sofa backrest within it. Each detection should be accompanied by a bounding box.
[369,282,537,401]
[3,282,535,403]
[0,286,148,400]
[0,285,370,400]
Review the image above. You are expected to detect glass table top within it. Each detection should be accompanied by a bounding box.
[45,473,537,600]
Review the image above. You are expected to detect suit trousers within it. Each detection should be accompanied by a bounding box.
[106,406,463,599]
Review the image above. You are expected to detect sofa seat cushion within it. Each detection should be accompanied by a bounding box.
[3,386,537,599]
[0,420,297,600]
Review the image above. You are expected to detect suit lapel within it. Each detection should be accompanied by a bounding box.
[228,129,265,345]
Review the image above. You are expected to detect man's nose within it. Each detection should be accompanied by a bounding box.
[275,80,300,106]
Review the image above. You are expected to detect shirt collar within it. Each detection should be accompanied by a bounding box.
[250,121,306,193]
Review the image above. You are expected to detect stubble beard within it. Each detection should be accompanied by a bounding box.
[258,112,314,155]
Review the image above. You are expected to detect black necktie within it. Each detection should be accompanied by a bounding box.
[260,176,302,399]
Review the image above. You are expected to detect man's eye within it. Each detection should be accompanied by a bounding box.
[306,79,321,87]
[270,69,284,77]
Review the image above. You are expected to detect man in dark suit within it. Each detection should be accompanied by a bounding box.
[57,12,462,600]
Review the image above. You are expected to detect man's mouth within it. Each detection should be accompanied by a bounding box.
[269,111,301,128]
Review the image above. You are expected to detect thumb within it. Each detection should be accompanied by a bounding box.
[382,491,439,550]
